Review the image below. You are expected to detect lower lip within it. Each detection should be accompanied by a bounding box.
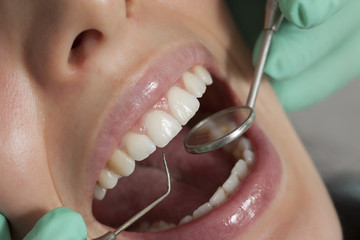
[120,123,282,240]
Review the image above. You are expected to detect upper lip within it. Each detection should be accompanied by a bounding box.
[85,42,283,239]
[86,43,216,201]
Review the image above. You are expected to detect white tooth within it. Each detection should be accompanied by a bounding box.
[222,173,240,195]
[124,133,156,161]
[193,65,213,85]
[231,160,248,180]
[209,187,227,207]
[232,137,252,159]
[108,149,135,177]
[244,149,254,166]
[179,215,193,225]
[193,202,213,219]
[239,137,251,150]
[144,110,181,148]
[93,184,107,200]
[98,169,119,189]
[183,71,206,98]
[149,220,176,232]
[167,86,200,125]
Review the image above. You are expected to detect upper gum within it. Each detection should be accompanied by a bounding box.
[89,45,215,200]
[95,66,208,192]
[115,66,206,150]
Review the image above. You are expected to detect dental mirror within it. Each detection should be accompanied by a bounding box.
[184,0,284,154]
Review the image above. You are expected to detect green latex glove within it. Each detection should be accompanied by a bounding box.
[0,207,87,240]
[226,0,360,112]
[0,214,10,240]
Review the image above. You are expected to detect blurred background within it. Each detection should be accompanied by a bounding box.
[289,78,360,240]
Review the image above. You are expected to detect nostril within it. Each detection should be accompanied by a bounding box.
[71,31,87,50]
[69,29,103,65]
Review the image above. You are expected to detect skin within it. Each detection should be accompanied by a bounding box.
[0,0,341,239]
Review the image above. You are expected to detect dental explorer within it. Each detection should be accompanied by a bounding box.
[92,153,171,240]
[184,0,284,154]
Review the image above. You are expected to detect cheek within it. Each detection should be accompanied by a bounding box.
[0,69,58,218]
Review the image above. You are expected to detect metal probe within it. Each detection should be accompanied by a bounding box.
[184,0,284,154]
[92,153,171,240]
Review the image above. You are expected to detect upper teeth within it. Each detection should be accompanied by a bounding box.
[144,110,182,148]
[167,87,199,125]
[93,65,213,200]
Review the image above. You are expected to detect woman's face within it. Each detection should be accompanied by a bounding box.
[0,0,341,239]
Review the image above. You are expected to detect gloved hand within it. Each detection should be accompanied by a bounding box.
[0,207,87,240]
[226,0,360,112]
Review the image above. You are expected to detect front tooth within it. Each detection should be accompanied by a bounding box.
[193,66,213,85]
[93,184,107,200]
[222,173,240,195]
[144,110,182,148]
[167,86,200,125]
[124,133,156,161]
[98,169,119,189]
[183,71,206,98]
[108,149,135,177]
[193,202,213,219]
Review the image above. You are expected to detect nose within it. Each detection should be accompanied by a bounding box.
[24,0,128,85]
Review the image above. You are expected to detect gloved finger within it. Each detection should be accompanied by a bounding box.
[24,207,87,240]
[271,28,360,112]
[279,0,347,28]
[253,0,360,81]
[0,214,11,240]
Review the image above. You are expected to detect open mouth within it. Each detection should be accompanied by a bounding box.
[87,45,282,239]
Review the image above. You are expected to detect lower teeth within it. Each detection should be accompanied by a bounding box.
[135,136,254,232]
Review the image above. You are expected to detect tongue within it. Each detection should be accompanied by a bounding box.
[92,129,234,228]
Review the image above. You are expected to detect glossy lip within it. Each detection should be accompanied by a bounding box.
[87,43,217,201]
[87,43,282,239]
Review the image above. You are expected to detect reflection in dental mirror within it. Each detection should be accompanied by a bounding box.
[184,106,255,154]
